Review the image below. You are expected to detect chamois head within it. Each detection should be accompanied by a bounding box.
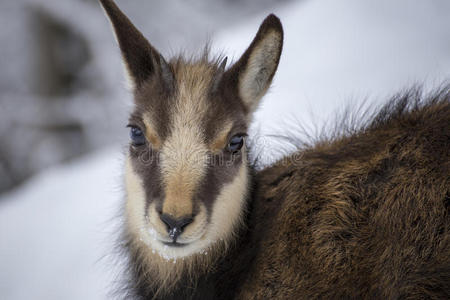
[100,0,282,262]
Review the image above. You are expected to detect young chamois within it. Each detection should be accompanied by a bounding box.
[99,0,450,299]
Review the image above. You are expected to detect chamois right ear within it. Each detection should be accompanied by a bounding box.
[99,0,173,90]
[223,14,283,114]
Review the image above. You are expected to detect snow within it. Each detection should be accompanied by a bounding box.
[214,0,450,138]
[0,0,449,299]
[0,149,124,300]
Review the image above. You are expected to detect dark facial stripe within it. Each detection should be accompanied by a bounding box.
[129,145,164,215]
[194,150,245,219]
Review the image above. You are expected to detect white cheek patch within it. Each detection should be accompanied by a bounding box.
[207,157,249,246]
[125,155,147,238]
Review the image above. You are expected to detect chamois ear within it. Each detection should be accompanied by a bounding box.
[99,0,173,90]
[224,14,283,114]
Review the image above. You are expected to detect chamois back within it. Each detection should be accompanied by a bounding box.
[238,87,450,299]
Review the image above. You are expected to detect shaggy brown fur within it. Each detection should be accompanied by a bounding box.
[237,88,450,299]
[99,1,450,299]
[119,87,450,300]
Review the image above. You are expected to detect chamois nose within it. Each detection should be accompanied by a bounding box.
[159,214,193,241]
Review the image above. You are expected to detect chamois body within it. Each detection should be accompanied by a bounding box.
[98,1,450,299]
[240,91,450,299]
[125,90,450,299]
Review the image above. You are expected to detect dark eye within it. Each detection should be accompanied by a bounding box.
[129,126,146,146]
[227,135,245,153]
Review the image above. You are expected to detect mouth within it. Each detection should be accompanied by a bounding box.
[162,241,188,248]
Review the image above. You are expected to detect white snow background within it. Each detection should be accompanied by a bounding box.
[0,0,449,299]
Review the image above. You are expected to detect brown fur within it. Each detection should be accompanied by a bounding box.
[120,87,450,300]
[99,1,450,299]
[235,88,450,299]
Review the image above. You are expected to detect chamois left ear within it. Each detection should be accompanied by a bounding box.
[224,14,283,114]
[99,0,173,91]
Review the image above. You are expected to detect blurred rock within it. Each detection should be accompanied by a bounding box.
[31,8,91,97]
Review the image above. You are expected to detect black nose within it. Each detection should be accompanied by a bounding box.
[159,214,193,242]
